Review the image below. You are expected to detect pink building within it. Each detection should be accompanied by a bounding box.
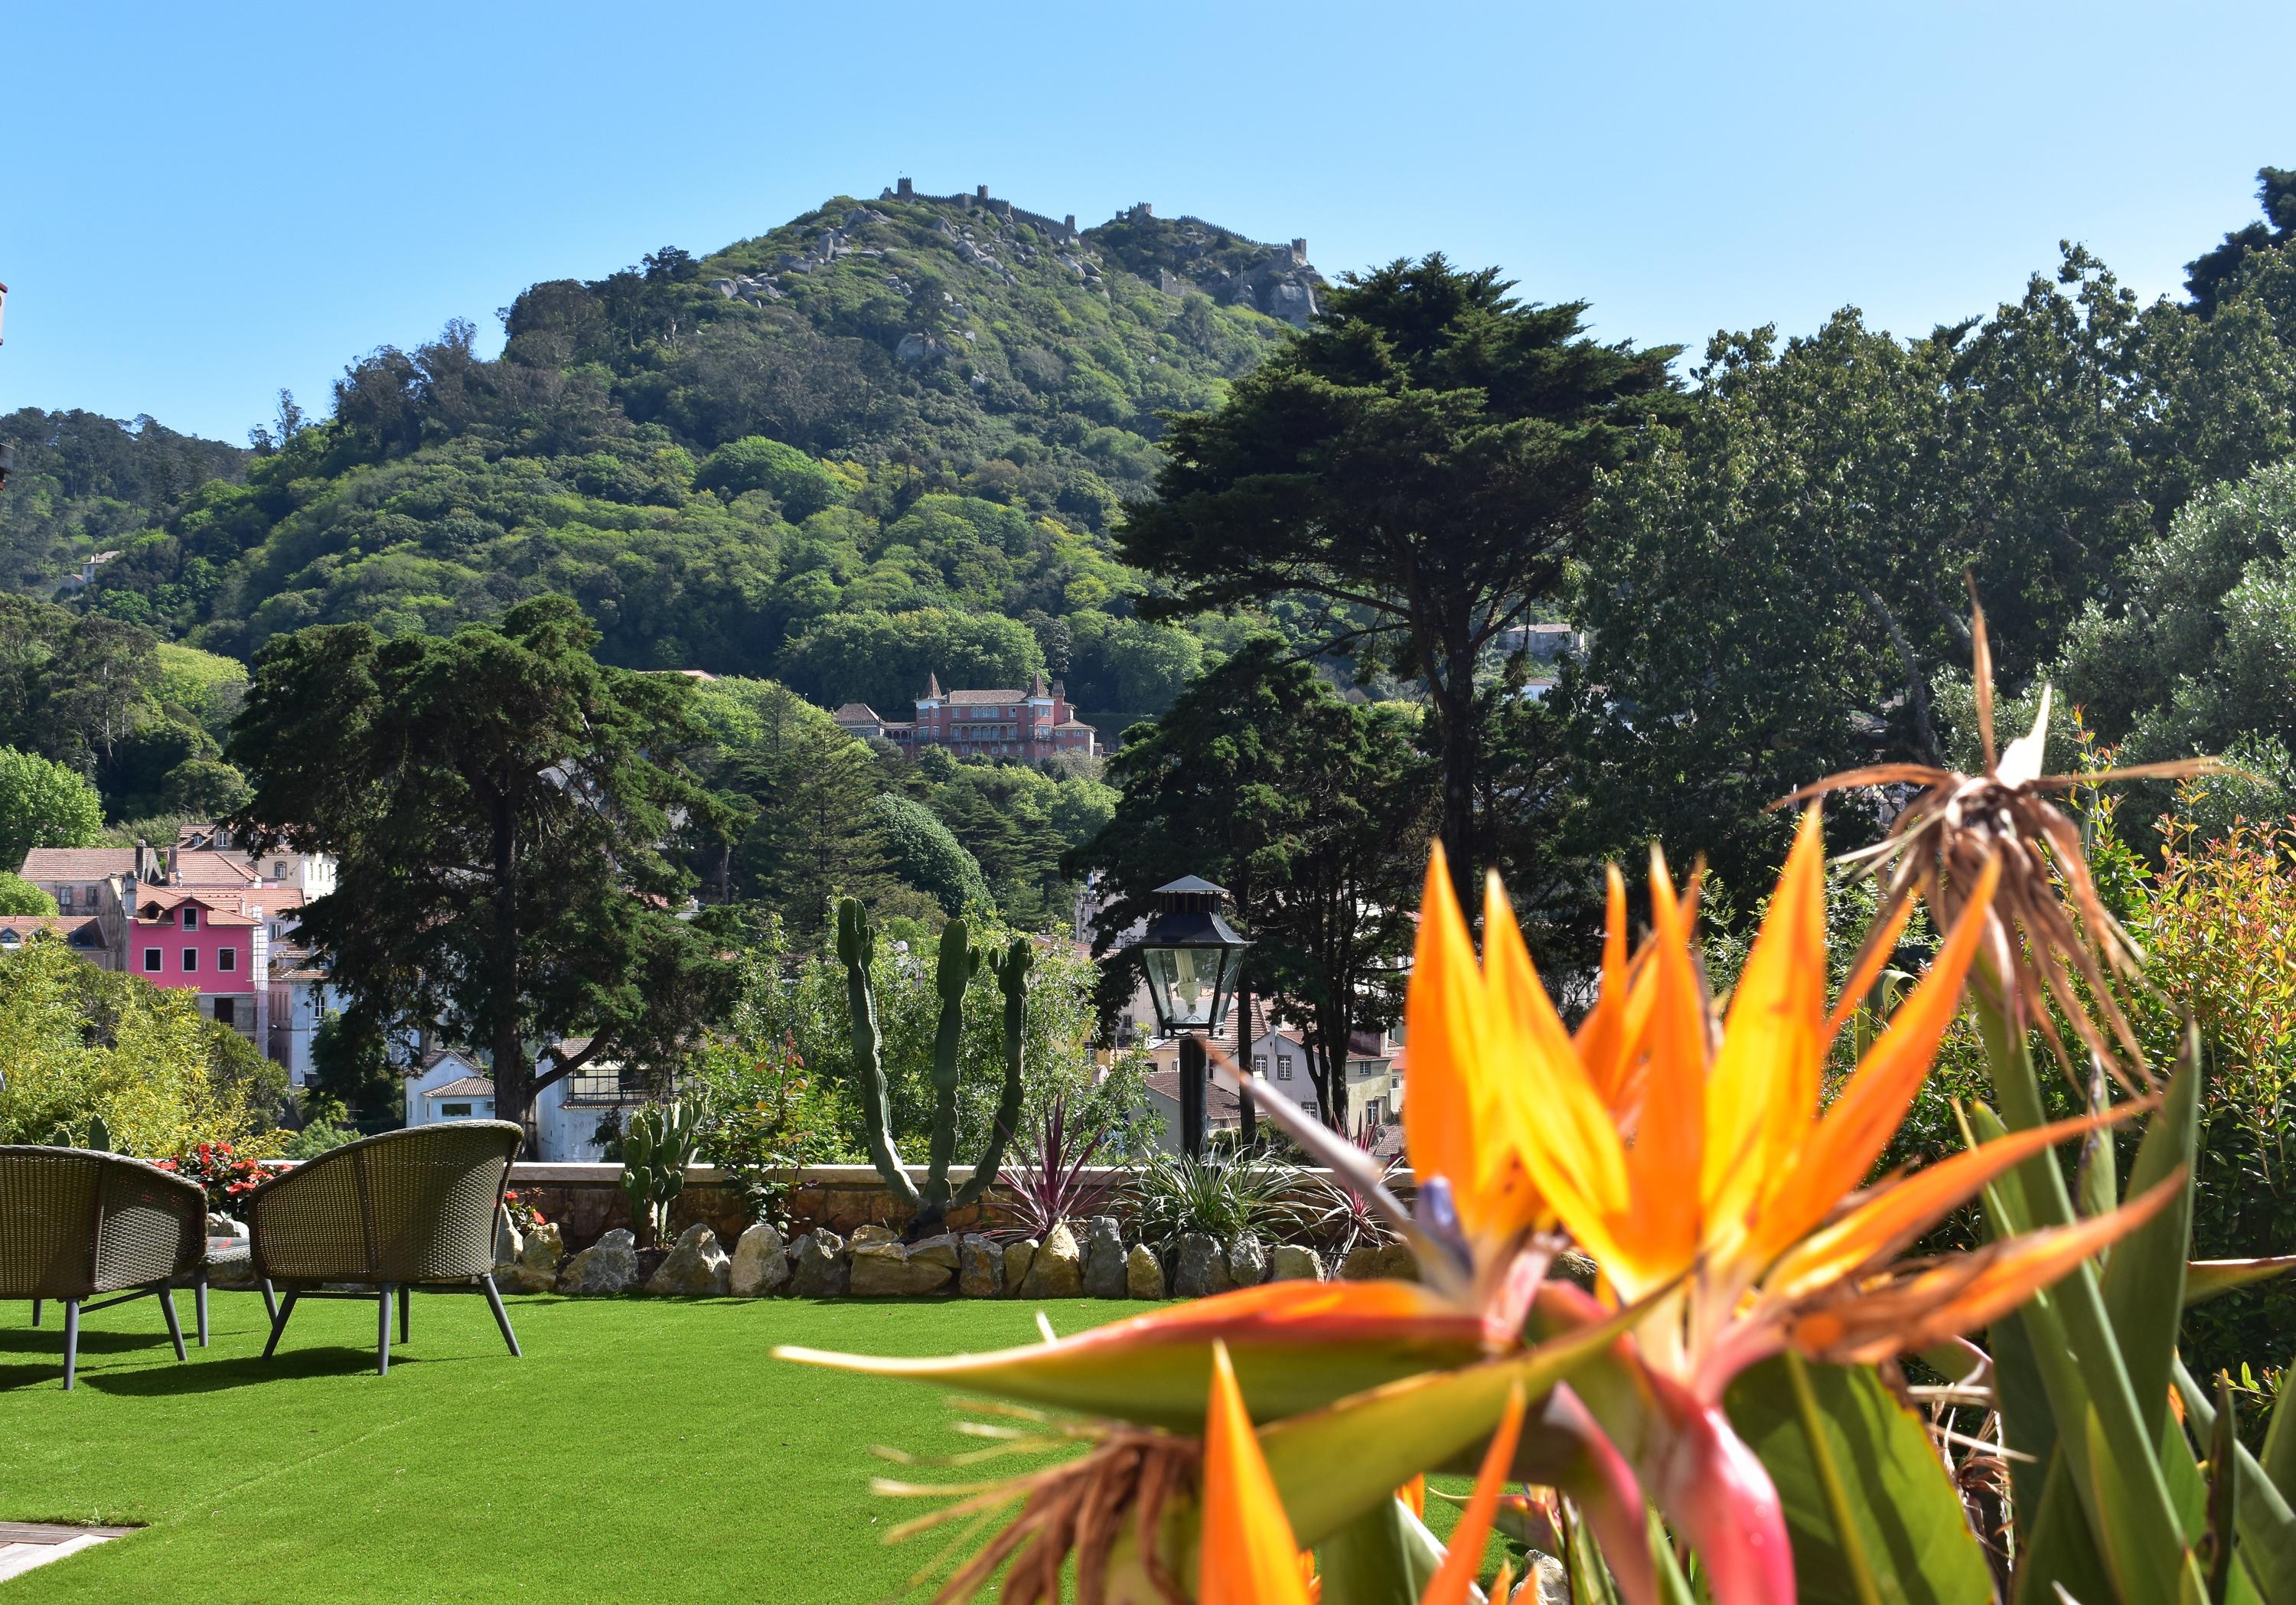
[834,670,1097,765]
[125,886,269,1036]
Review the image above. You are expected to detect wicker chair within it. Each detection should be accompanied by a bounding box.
[247,1121,524,1375]
[2,1147,204,1388]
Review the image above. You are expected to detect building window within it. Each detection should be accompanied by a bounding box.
[1276,1055,1293,1081]
[441,1102,472,1118]
[56,886,72,909]
[214,998,235,1026]
[218,948,236,973]
[143,948,161,973]
[181,907,198,930]
[1251,1055,1267,1075]
[273,861,288,879]
[182,949,199,973]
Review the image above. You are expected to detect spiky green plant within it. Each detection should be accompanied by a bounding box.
[837,897,1028,1238]
[619,1098,706,1248]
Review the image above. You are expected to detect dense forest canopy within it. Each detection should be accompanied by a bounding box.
[1,191,1322,741]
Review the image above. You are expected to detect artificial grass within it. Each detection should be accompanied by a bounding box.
[0,1290,1159,1603]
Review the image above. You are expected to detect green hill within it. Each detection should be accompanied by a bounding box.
[57,184,1331,734]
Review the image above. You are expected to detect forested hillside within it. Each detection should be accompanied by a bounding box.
[0,409,249,593]
[44,187,1326,736]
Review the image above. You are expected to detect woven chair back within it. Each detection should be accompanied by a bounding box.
[250,1121,523,1284]
[0,1147,205,1299]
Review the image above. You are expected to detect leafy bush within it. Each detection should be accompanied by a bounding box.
[2120,804,2296,1375]
[156,1141,266,1217]
[1127,1155,1290,1251]
[693,1023,859,1229]
[696,435,846,519]
[501,1188,548,1235]
[872,792,989,916]
[279,1118,358,1160]
[0,870,57,915]
[0,934,265,1156]
[0,745,103,868]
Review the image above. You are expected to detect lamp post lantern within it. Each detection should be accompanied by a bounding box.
[1133,875,1247,1159]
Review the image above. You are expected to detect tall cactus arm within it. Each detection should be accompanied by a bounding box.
[954,935,1034,1209]
[838,898,921,1209]
[921,918,980,1213]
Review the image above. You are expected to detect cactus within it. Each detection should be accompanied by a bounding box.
[619,1098,706,1248]
[837,897,1032,1237]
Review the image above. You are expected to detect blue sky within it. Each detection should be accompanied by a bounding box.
[3,1,2291,443]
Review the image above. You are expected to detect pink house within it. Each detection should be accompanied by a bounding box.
[126,887,269,1036]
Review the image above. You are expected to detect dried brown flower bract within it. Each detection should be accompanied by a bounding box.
[872,1407,1195,1605]
[1786,587,2219,1093]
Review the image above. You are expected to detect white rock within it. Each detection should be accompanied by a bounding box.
[645,1223,730,1297]
[729,1222,791,1297]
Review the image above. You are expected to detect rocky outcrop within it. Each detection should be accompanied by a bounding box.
[647,1223,732,1297]
[729,1223,791,1297]
[556,1228,640,1296]
[1019,1223,1084,1299]
[1003,1238,1039,1296]
[1268,1243,1324,1283]
[958,1234,1002,1297]
[1225,1234,1268,1289]
[1126,1242,1167,1300]
[1172,1233,1234,1300]
[791,1230,850,1298]
[1081,1217,1127,1299]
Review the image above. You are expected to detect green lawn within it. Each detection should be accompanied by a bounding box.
[0,1289,1158,1603]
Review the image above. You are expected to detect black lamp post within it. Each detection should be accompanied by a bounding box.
[1133,876,1247,1159]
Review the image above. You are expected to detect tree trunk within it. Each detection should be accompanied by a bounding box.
[1433,657,1479,917]
[487,798,533,1139]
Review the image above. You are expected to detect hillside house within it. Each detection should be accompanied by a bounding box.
[833,671,1096,765]
[20,827,340,1074]
[404,1047,495,1125]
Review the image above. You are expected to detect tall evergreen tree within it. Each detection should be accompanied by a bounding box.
[1071,638,1427,1127]
[229,595,736,1132]
[1118,256,1679,905]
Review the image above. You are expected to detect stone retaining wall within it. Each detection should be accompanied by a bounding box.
[507,1163,1050,1253]
[507,1163,1416,1254]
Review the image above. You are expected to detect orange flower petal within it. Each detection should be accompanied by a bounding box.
[1766,1099,2144,1299]
[1201,1341,1316,1605]
[1755,856,2001,1261]
[1618,849,1707,1287]
[1704,808,1828,1263]
[1789,1176,2184,1364]
[1407,843,1495,1236]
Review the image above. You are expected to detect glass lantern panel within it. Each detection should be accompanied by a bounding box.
[1147,945,1225,1030]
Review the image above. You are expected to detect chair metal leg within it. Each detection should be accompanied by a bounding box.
[194,1265,210,1348]
[398,1284,410,1346]
[376,1284,392,1375]
[480,1274,521,1358]
[157,1285,187,1362]
[61,1300,80,1390]
[31,1298,40,1327]
[261,1279,279,1324]
[260,1290,300,1359]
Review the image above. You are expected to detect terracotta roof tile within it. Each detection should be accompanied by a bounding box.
[19,849,134,880]
[422,1075,495,1100]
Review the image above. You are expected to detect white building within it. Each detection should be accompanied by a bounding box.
[403,1048,494,1124]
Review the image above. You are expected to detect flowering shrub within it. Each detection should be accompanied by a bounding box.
[694,1032,857,1230]
[158,1141,267,1217]
[501,1189,547,1234]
